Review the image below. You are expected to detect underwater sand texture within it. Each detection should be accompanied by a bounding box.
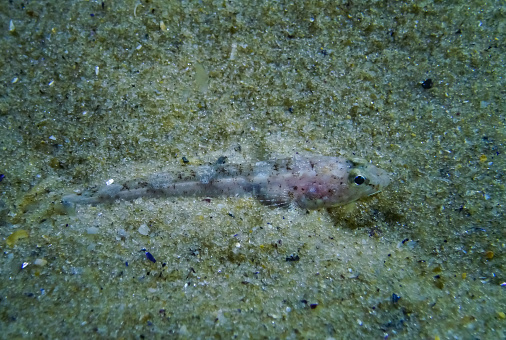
[0,0,504,338]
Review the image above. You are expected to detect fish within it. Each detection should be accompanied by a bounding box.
[62,154,391,210]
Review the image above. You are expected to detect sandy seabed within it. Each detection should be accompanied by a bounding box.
[0,1,504,338]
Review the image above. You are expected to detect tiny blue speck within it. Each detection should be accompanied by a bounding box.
[125,261,129,267]
[90,13,95,17]
[0,174,4,182]
[145,252,156,263]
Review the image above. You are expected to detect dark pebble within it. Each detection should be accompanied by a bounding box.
[286,254,300,262]
[421,79,433,89]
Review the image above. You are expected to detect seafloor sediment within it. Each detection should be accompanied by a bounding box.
[0,1,504,338]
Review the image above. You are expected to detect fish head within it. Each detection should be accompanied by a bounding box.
[344,158,391,203]
[292,156,391,209]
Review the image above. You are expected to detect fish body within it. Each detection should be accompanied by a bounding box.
[62,155,390,210]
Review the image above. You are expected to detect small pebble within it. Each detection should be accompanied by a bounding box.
[138,224,150,235]
[34,258,48,266]
[86,227,99,234]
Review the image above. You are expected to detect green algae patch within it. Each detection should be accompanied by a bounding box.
[6,229,29,247]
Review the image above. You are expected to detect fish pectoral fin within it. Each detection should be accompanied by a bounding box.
[254,189,293,209]
[256,196,292,208]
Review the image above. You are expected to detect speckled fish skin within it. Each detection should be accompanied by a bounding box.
[62,155,391,209]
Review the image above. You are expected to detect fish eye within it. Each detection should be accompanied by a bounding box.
[354,175,366,185]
